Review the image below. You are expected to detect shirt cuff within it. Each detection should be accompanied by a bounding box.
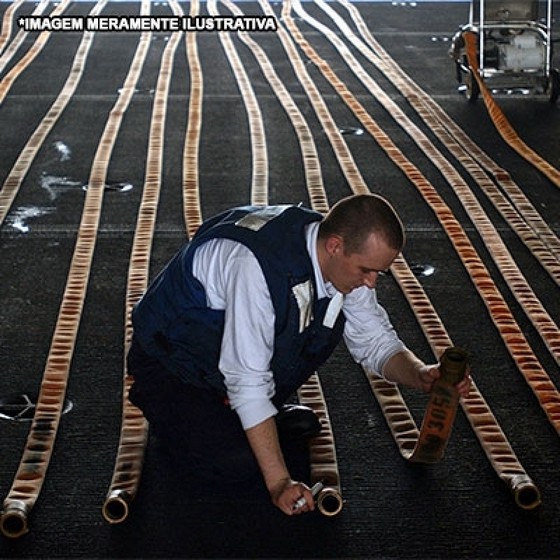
[230,397,278,430]
[373,342,408,380]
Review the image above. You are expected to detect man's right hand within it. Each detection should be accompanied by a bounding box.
[245,417,315,516]
[269,478,315,515]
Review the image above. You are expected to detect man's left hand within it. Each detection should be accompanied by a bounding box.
[421,364,472,398]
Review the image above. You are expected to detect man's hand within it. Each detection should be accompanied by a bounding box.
[269,478,315,515]
[245,417,315,516]
[420,364,471,398]
[383,350,472,398]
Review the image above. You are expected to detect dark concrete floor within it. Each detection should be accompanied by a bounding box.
[1,1,559,557]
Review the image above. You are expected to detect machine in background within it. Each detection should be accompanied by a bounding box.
[449,0,559,102]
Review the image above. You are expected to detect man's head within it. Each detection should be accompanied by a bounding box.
[317,194,405,294]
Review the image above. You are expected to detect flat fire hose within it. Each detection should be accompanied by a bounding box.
[372,348,468,464]
[297,375,344,516]
[0,0,113,539]
[463,31,560,189]
[102,0,184,524]
[222,0,343,517]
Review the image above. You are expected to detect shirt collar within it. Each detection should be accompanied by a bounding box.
[305,221,340,300]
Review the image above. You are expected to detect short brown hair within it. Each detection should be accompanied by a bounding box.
[318,194,405,254]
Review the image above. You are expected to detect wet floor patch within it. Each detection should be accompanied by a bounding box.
[410,262,435,277]
[117,87,155,95]
[339,126,365,136]
[4,205,54,233]
[40,174,83,200]
[4,178,133,233]
[53,141,72,162]
[81,181,133,193]
[0,392,73,422]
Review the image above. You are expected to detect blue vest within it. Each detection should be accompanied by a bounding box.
[131,205,345,405]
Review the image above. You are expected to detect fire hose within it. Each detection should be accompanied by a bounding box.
[463,30,560,189]
[0,0,149,538]
[101,0,184,525]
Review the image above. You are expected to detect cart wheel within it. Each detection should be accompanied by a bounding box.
[465,70,480,102]
[549,69,560,104]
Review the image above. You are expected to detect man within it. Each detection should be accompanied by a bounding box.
[128,194,470,515]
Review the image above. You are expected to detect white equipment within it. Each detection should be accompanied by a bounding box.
[449,0,559,102]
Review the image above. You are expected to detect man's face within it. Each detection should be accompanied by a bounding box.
[324,232,399,294]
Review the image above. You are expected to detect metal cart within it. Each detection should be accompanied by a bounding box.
[449,0,559,102]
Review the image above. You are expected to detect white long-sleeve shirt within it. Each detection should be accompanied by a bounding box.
[192,221,406,430]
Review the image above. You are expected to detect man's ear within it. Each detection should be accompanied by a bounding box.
[325,234,343,257]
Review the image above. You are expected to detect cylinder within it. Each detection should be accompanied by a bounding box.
[316,486,343,517]
[439,346,469,385]
[510,474,542,511]
[102,490,131,524]
[1,501,29,539]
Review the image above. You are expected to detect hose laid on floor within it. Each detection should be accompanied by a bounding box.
[297,374,344,516]
[0,0,72,99]
[0,0,165,537]
[463,30,560,189]
[0,0,26,56]
[208,0,268,206]
[221,0,328,215]
[258,0,369,196]
[183,0,204,238]
[0,0,99,226]
[0,0,114,539]
[217,0,342,514]
[102,0,185,525]
[376,255,541,509]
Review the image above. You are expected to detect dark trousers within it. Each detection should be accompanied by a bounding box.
[127,337,308,486]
